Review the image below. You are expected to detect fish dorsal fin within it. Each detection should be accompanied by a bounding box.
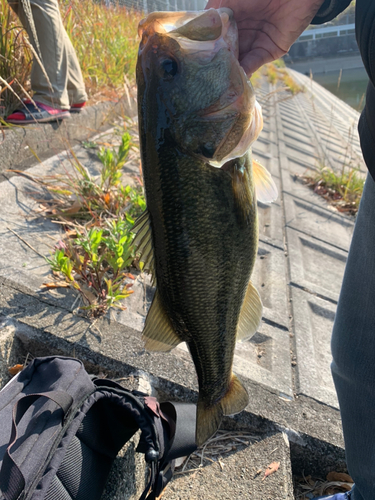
[236,280,263,341]
[253,159,278,203]
[143,290,182,352]
[132,209,155,279]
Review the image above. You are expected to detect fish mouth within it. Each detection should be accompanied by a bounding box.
[138,9,263,164]
[138,8,237,56]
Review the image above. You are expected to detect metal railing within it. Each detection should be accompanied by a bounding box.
[108,0,207,12]
[296,23,355,43]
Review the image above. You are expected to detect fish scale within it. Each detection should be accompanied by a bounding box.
[135,8,276,446]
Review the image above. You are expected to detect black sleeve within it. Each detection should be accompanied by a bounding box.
[311,0,352,24]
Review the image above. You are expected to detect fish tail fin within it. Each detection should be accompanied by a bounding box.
[196,400,223,447]
[196,374,249,446]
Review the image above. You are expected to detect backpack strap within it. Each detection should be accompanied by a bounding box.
[139,398,197,500]
[0,391,73,500]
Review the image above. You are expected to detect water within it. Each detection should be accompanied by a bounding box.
[312,66,368,111]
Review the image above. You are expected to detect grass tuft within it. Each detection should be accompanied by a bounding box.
[15,126,146,317]
[299,163,365,215]
[0,0,142,118]
[264,61,303,95]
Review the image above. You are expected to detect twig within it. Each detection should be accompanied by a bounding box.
[6,227,45,259]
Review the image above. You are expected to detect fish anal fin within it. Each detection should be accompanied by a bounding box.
[253,159,278,203]
[221,373,249,416]
[142,291,182,352]
[196,374,248,446]
[237,280,263,342]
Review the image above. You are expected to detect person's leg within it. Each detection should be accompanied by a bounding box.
[64,31,87,106]
[331,173,375,500]
[7,0,86,109]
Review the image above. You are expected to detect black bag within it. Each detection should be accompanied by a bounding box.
[0,356,197,500]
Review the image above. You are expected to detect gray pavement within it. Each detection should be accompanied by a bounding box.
[0,76,360,495]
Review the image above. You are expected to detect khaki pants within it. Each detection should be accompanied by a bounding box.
[8,0,87,109]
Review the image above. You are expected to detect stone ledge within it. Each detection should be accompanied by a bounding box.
[0,97,136,177]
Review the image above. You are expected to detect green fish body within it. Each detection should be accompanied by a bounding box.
[135,8,277,446]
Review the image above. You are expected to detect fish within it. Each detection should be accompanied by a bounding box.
[135,8,277,446]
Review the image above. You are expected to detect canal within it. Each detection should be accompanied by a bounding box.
[312,66,368,111]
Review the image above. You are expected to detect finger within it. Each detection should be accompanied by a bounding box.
[240,48,286,77]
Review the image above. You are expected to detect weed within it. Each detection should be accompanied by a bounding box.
[273,58,286,68]
[0,0,142,118]
[301,162,365,215]
[0,0,33,117]
[46,219,136,317]
[61,0,142,99]
[263,61,303,95]
[14,128,146,316]
[15,131,144,220]
[283,74,303,95]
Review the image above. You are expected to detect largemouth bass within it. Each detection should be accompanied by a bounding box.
[135,8,277,446]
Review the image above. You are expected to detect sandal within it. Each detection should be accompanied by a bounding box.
[6,100,71,124]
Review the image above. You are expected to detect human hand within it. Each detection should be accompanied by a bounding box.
[205,0,326,76]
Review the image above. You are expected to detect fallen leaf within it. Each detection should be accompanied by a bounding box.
[327,472,353,483]
[41,282,71,289]
[262,461,280,481]
[8,364,24,376]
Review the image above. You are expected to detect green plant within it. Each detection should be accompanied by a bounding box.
[14,131,144,220]
[16,127,146,316]
[302,162,365,215]
[61,0,142,98]
[0,0,33,118]
[0,0,142,118]
[46,221,136,317]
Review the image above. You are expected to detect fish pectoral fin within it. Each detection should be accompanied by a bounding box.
[132,209,155,279]
[237,280,263,342]
[253,159,278,204]
[196,374,248,446]
[142,290,182,352]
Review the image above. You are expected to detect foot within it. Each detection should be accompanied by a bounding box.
[313,492,351,499]
[6,100,70,124]
[70,102,86,113]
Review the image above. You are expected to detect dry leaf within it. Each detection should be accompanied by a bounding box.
[327,472,353,483]
[8,364,24,376]
[41,282,71,289]
[322,481,353,493]
[262,461,280,481]
[61,199,82,215]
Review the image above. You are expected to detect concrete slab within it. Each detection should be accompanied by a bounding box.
[286,226,346,303]
[233,322,293,399]
[290,286,338,409]
[166,432,293,500]
[252,242,289,330]
[283,192,354,252]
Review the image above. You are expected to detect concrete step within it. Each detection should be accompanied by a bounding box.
[166,432,293,500]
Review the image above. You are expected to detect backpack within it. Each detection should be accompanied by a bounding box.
[0,356,197,500]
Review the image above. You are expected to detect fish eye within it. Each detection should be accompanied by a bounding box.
[161,58,178,78]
